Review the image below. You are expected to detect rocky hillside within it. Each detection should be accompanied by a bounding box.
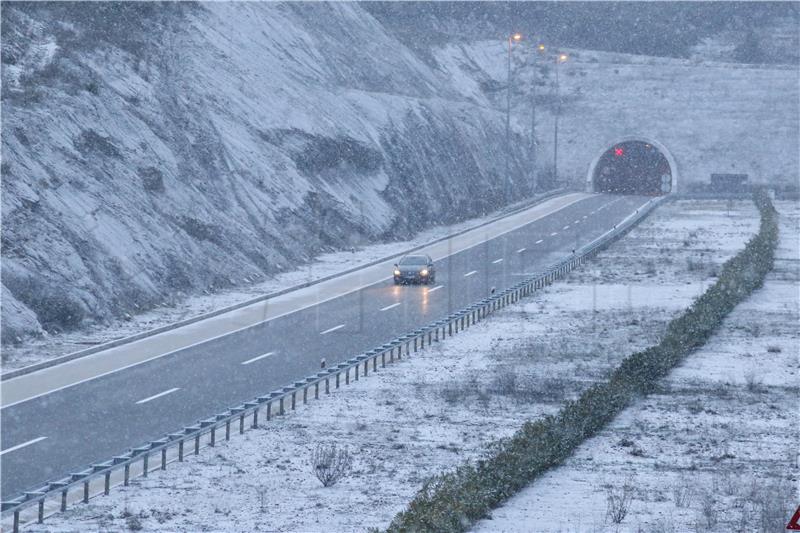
[1,3,533,343]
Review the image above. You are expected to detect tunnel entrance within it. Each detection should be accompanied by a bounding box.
[592,140,672,195]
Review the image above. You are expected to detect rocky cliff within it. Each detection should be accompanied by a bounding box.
[1,3,532,342]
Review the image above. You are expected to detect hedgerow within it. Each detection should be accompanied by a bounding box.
[385,191,779,533]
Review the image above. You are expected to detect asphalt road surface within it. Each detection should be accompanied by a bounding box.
[1,193,650,500]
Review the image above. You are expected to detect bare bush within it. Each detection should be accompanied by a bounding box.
[766,345,782,353]
[671,476,693,508]
[490,366,518,396]
[744,371,764,393]
[257,486,269,513]
[606,478,635,524]
[698,492,718,529]
[311,443,352,487]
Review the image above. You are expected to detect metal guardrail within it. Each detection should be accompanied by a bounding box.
[1,195,664,532]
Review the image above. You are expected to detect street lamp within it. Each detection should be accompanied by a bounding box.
[553,51,568,189]
[505,33,522,205]
[530,43,548,194]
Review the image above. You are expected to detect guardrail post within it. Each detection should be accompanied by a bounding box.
[210,427,216,447]
[252,409,259,428]
[13,509,19,533]
[354,364,359,380]
[83,480,89,503]
[336,372,340,388]
[143,453,149,477]
[195,434,201,453]
[61,489,67,511]
[178,441,184,461]
[226,420,231,440]
[291,391,297,409]
[267,402,272,421]
[239,415,245,434]
[124,464,130,486]
[162,447,168,468]
[39,499,45,522]
[315,382,320,399]
[279,397,285,415]
[303,387,308,404]
[373,355,378,371]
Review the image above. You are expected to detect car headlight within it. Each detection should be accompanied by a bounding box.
[420,269,428,276]
[394,269,401,276]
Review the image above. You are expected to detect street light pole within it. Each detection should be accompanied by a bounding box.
[530,55,537,194]
[553,52,568,189]
[505,33,521,205]
[553,56,559,189]
[530,43,545,194]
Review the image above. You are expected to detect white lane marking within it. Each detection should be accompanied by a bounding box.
[550,232,558,236]
[136,387,180,405]
[2,194,598,410]
[492,258,504,264]
[0,436,47,456]
[241,351,275,365]
[427,285,443,293]
[464,270,478,277]
[517,247,526,253]
[583,215,588,219]
[380,302,401,311]
[574,220,580,224]
[535,239,544,244]
[320,324,345,335]
[563,225,570,230]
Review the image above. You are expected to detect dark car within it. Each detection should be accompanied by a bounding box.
[393,254,436,285]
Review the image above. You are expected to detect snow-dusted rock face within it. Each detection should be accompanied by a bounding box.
[1,3,529,342]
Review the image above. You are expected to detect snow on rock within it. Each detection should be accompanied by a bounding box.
[26,199,781,533]
[0,3,525,344]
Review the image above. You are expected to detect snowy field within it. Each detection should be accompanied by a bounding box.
[0,193,556,374]
[473,201,800,532]
[24,199,798,533]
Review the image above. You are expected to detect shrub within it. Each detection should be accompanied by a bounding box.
[606,478,635,524]
[311,443,352,487]
[672,476,694,508]
[386,191,778,533]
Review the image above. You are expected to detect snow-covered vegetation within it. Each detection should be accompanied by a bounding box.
[24,198,796,533]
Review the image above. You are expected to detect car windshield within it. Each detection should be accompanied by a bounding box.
[399,255,427,266]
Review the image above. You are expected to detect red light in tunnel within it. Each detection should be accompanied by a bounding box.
[614,147,624,157]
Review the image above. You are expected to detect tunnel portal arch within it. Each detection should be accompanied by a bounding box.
[586,137,678,195]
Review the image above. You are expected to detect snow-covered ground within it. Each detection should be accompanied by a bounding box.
[26,199,798,533]
[0,192,555,373]
[472,201,800,533]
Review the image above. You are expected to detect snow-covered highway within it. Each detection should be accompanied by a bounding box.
[1,193,650,503]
